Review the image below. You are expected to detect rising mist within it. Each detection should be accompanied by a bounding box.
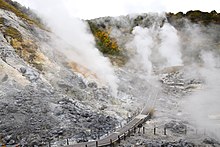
[127,15,183,75]
[28,0,119,95]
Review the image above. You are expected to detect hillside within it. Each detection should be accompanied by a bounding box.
[88,11,220,67]
[0,0,220,146]
[0,0,123,146]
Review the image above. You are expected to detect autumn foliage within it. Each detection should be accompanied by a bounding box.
[88,21,120,55]
[95,30,119,54]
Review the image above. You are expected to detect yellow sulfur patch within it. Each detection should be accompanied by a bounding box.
[68,62,98,81]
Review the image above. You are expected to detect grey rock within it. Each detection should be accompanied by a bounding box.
[0,9,120,147]
[99,104,108,110]
[78,79,87,89]
[88,82,98,88]
[165,120,187,134]
[0,32,7,42]
[7,139,15,145]
[20,67,26,74]
[3,135,12,142]
[203,138,220,145]
[20,67,39,82]
[75,132,88,143]
[1,74,8,82]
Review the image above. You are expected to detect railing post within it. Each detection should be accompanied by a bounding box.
[98,133,100,139]
[124,133,126,140]
[67,138,69,145]
[143,127,145,134]
[85,145,88,147]
[128,129,130,137]
[48,141,51,147]
[185,127,187,135]
[118,135,120,144]
[96,141,98,147]
[164,127,167,135]
[110,139,113,147]
[154,126,156,135]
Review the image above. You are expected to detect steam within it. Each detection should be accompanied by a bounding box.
[184,51,220,139]
[127,18,183,75]
[131,26,154,74]
[159,23,183,66]
[126,17,220,141]
[29,0,118,95]
[177,21,220,139]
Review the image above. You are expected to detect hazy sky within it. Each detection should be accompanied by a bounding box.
[14,0,220,19]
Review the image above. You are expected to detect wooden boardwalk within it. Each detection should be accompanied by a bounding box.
[65,113,150,147]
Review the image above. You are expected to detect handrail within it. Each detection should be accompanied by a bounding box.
[64,112,151,147]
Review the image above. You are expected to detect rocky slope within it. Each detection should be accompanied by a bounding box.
[0,0,220,146]
[87,11,220,146]
[0,1,130,146]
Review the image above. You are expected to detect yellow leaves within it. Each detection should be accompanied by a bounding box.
[88,21,120,55]
[95,30,119,52]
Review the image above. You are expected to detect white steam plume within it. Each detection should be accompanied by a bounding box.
[131,26,154,74]
[127,20,183,75]
[29,0,118,95]
[184,51,220,139]
[159,23,183,66]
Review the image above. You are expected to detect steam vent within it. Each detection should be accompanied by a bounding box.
[0,0,220,146]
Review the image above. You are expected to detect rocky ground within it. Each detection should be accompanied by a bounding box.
[116,66,220,146]
[0,8,126,146]
[0,85,119,146]
[0,2,220,147]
